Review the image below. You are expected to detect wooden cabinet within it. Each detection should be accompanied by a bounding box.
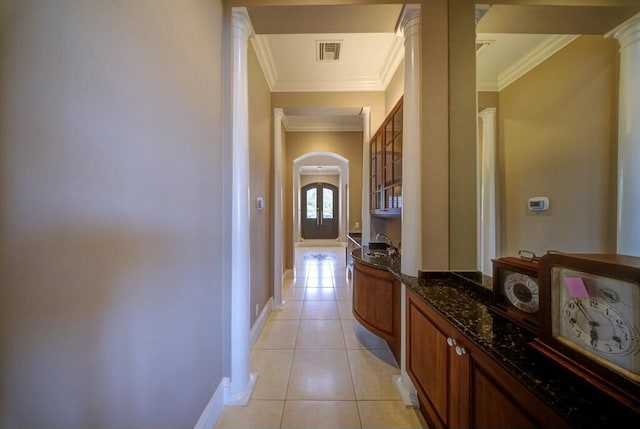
[370,97,402,217]
[407,288,569,429]
[353,261,401,363]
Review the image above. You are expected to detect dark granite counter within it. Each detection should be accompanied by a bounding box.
[351,247,640,428]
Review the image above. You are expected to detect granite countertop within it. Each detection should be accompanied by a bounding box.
[351,247,639,428]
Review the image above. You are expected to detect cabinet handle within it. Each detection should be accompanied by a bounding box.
[455,345,466,356]
[446,337,456,347]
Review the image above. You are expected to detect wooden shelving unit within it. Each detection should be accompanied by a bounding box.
[370,97,402,217]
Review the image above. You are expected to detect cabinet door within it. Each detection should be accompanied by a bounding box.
[370,132,383,211]
[352,262,401,362]
[407,288,569,429]
[407,294,451,428]
[467,346,570,429]
[353,263,395,335]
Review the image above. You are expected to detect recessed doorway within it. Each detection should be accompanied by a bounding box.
[301,182,339,240]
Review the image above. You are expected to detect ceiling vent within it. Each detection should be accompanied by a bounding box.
[317,40,342,62]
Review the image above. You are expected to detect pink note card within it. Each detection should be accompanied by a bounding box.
[565,277,590,298]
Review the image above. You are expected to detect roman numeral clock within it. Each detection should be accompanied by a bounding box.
[530,253,640,414]
[490,251,541,335]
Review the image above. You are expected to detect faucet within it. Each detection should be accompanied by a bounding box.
[375,233,399,257]
[376,232,392,246]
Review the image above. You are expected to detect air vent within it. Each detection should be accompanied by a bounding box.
[317,40,342,62]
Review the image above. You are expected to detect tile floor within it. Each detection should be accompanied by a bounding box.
[215,246,426,429]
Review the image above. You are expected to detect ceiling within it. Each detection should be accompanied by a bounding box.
[245,4,640,132]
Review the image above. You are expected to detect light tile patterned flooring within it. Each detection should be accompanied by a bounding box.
[215,246,426,429]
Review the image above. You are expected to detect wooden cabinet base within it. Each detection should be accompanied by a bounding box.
[352,261,401,363]
[407,288,569,429]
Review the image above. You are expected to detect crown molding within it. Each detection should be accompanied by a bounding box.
[498,34,578,91]
[380,36,405,89]
[282,120,363,132]
[251,35,277,91]
[273,77,386,92]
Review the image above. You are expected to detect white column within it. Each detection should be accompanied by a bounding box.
[395,4,420,408]
[361,107,372,245]
[399,5,421,276]
[273,109,285,310]
[478,108,497,275]
[227,7,256,406]
[609,14,640,256]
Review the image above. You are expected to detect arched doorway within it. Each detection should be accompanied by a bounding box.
[301,182,339,239]
[292,152,349,248]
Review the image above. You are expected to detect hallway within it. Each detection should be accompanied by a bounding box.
[215,246,425,429]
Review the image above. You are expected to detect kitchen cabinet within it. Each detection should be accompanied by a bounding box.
[406,288,569,429]
[370,97,402,217]
[353,260,401,363]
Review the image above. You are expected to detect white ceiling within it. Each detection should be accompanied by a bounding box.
[253,33,403,92]
[244,4,639,132]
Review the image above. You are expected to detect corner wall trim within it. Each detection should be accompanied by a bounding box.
[394,374,418,407]
[193,377,229,429]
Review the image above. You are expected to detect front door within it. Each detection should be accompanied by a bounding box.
[301,182,339,239]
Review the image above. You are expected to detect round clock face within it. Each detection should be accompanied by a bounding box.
[562,298,637,356]
[503,271,539,313]
[552,267,640,381]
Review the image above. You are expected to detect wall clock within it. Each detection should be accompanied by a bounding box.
[531,253,640,414]
[490,251,540,334]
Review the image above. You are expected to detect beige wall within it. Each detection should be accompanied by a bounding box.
[0,1,227,428]
[284,132,363,269]
[478,91,499,112]
[301,174,340,188]
[448,0,478,271]
[248,42,273,326]
[421,0,451,270]
[498,35,618,257]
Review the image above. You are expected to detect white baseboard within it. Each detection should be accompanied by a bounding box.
[224,372,258,406]
[194,377,228,429]
[250,297,272,350]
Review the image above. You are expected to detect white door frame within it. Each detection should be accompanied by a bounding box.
[292,152,349,248]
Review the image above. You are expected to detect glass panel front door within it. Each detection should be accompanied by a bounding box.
[301,182,339,239]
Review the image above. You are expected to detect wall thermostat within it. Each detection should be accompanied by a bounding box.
[256,197,265,211]
[528,197,549,211]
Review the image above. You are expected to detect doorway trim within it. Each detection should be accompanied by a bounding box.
[292,152,349,250]
[301,181,340,240]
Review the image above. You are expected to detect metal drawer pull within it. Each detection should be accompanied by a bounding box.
[455,345,466,356]
[446,337,456,346]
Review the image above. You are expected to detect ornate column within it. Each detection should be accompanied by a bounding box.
[228,7,257,405]
[272,109,285,310]
[395,4,420,408]
[608,14,640,256]
[361,107,372,245]
[399,5,421,277]
[478,108,497,275]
